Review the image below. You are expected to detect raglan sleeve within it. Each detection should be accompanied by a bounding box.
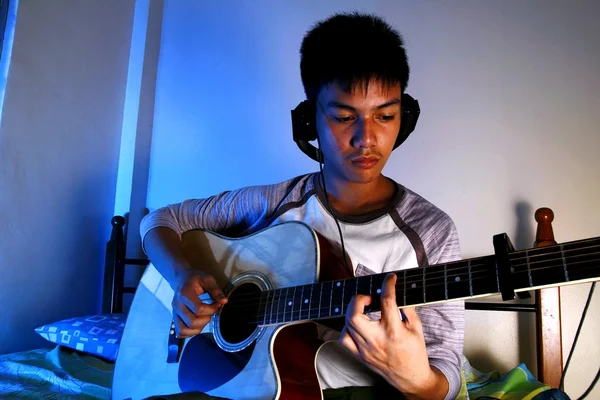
[417,219,465,400]
[139,185,277,254]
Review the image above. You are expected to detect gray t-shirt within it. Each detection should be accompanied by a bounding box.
[140,172,465,400]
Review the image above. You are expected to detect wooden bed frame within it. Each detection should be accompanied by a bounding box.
[102,208,564,388]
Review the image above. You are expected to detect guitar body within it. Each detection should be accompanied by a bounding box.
[113,222,345,400]
[113,217,600,399]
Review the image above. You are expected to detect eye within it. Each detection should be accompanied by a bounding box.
[332,115,355,123]
[378,115,396,122]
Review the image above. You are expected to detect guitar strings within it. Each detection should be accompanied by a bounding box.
[223,252,600,311]
[227,257,600,321]
[219,246,600,305]
[246,259,600,325]
[221,243,600,304]
[235,259,600,321]
[507,237,600,263]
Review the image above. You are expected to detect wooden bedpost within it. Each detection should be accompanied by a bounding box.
[103,216,126,314]
[534,207,563,388]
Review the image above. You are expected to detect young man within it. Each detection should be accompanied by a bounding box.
[141,12,464,400]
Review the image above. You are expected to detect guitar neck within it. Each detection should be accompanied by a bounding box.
[255,236,600,326]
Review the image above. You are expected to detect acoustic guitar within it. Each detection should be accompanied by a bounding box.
[113,221,600,399]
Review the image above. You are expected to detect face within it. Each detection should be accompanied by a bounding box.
[315,79,402,185]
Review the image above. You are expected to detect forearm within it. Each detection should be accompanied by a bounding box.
[396,366,449,400]
[143,226,196,288]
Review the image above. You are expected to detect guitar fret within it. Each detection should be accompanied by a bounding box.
[444,264,448,300]
[403,270,407,306]
[281,288,287,323]
[291,287,298,322]
[527,249,533,287]
[261,291,267,326]
[331,281,343,316]
[562,245,569,281]
[340,280,346,315]
[320,282,332,319]
[270,289,276,324]
[329,283,333,316]
[293,285,304,321]
[343,278,357,315]
[309,283,320,320]
[276,288,283,324]
[318,283,323,319]
[468,260,473,296]
[424,264,446,303]
[286,287,294,322]
[307,285,313,319]
[422,268,426,303]
[446,260,471,300]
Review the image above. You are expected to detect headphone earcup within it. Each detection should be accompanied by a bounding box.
[291,100,322,162]
[291,100,318,142]
[394,93,421,149]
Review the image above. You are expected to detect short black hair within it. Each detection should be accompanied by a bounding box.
[300,12,410,102]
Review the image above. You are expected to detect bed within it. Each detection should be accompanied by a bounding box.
[0,208,582,399]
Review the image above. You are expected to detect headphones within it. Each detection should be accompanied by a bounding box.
[291,93,421,162]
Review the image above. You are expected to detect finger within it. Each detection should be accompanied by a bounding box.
[345,294,372,325]
[199,276,228,304]
[174,299,212,330]
[339,325,359,357]
[380,273,403,327]
[180,292,221,316]
[178,285,203,314]
[345,321,369,349]
[345,295,374,347]
[173,314,205,338]
[400,307,423,333]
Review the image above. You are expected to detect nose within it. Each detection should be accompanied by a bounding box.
[351,118,376,148]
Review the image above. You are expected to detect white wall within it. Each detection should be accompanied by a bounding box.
[146,0,600,398]
[0,0,135,354]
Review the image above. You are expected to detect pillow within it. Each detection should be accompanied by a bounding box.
[35,313,126,362]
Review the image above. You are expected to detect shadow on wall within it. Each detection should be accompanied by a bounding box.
[514,200,538,378]
[62,170,121,317]
[464,200,539,376]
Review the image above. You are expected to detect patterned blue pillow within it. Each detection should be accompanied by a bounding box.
[35,313,126,362]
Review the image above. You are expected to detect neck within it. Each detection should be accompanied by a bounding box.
[319,171,395,216]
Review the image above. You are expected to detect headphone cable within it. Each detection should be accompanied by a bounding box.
[314,137,352,275]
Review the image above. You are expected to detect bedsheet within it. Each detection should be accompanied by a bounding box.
[0,346,562,399]
[0,345,113,399]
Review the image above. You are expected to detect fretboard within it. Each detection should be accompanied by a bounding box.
[256,236,600,326]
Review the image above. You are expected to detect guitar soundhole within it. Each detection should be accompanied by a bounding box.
[219,282,260,344]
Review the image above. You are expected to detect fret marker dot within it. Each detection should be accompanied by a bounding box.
[376,288,381,294]
[336,282,341,287]
[511,267,515,273]
[455,276,461,282]
[335,308,339,313]
[411,283,417,289]
[288,301,292,306]
[304,299,308,304]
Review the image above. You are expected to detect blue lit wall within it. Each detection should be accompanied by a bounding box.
[0,1,135,354]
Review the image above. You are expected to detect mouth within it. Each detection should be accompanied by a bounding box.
[351,156,379,169]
